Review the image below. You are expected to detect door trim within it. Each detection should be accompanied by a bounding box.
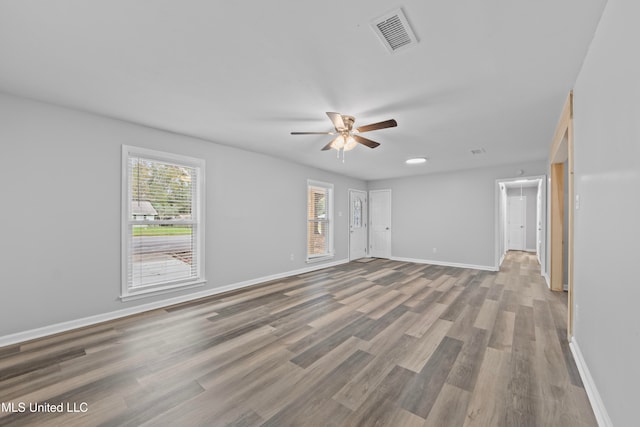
[494,175,546,271]
[549,91,574,339]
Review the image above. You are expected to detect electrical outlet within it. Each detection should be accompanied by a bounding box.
[290,253,294,261]
[433,248,437,253]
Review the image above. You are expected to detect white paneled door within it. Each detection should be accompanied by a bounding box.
[349,190,368,260]
[369,190,391,259]
[508,196,526,250]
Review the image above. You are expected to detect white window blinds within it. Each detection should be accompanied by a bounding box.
[122,146,205,299]
[307,180,333,260]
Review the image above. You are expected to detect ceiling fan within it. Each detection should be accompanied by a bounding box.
[291,112,397,161]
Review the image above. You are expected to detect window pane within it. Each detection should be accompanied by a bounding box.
[352,199,362,228]
[129,224,196,288]
[308,187,327,220]
[307,220,328,256]
[306,180,332,260]
[130,158,194,221]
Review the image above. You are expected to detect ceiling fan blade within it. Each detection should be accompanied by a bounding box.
[356,119,397,133]
[353,134,380,149]
[326,112,346,131]
[321,136,342,151]
[290,131,334,135]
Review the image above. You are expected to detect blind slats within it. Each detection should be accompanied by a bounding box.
[307,182,332,258]
[125,149,203,291]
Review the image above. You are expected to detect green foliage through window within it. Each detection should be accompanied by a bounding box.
[131,159,193,220]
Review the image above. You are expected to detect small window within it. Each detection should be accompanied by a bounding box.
[307,180,333,262]
[352,198,362,228]
[121,146,205,300]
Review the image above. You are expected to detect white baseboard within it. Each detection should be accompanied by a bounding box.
[0,258,349,348]
[390,256,498,272]
[569,338,613,427]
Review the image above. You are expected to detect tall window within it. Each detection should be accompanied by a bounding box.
[307,180,333,262]
[121,145,205,300]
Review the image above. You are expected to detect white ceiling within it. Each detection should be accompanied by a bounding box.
[0,1,607,181]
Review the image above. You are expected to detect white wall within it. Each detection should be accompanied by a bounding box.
[0,93,365,339]
[367,161,547,269]
[572,0,640,425]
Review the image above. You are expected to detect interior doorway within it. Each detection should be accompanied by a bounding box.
[549,92,574,339]
[348,189,368,260]
[495,175,546,275]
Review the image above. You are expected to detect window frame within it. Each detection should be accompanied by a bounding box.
[306,179,334,263]
[121,145,206,301]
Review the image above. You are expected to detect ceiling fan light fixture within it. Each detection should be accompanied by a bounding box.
[343,136,358,151]
[406,157,427,165]
[329,135,358,152]
[330,135,345,150]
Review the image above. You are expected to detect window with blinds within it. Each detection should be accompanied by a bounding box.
[307,180,333,261]
[121,145,205,300]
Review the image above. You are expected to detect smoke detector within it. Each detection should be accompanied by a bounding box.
[371,8,418,54]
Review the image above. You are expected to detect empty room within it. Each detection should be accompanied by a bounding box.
[0,1,637,426]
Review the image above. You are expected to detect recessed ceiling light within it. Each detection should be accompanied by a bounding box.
[406,157,427,165]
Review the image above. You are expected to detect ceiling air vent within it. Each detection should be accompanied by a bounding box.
[371,8,418,54]
[470,148,486,155]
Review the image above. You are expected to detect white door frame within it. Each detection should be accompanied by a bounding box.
[348,189,368,260]
[369,189,392,259]
[494,175,546,275]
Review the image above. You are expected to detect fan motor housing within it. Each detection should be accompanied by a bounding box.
[340,115,355,131]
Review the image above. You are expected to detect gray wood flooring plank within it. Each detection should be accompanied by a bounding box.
[399,336,464,419]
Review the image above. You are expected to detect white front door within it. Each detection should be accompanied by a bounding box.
[369,189,391,259]
[349,190,368,260]
[508,196,526,250]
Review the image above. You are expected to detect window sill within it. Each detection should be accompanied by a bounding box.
[120,279,206,302]
[306,254,334,264]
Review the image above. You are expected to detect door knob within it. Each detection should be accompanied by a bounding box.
[385,227,390,230]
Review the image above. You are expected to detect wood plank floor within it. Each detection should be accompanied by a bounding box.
[0,252,597,426]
